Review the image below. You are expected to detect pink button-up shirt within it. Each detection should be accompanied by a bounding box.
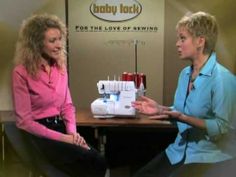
[12,64,76,141]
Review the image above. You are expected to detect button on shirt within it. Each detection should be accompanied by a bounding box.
[12,64,76,141]
[166,52,236,164]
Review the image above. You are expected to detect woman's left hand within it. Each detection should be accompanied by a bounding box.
[149,110,183,120]
[72,133,90,150]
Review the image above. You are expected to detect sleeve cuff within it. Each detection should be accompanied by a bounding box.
[66,123,77,134]
[205,119,219,137]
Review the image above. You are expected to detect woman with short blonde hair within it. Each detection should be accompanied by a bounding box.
[132,11,236,177]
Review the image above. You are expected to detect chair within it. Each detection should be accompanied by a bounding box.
[4,122,69,177]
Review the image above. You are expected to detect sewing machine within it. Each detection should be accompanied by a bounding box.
[91,80,137,118]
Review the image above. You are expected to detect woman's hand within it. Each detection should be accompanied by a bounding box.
[132,96,159,115]
[132,96,171,116]
[149,110,183,121]
[149,110,206,130]
[61,133,90,150]
[72,133,90,150]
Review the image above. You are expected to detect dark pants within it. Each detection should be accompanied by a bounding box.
[132,151,236,177]
[22,118,107,177]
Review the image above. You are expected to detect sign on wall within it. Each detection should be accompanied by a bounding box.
[75,0,158,33]
[90,0,142,22]
[69,0,165,108]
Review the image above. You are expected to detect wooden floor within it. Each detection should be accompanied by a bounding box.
[2,163,133,177]
[1,126,177,177]
[1,143,145,177]
[1,139,143,177]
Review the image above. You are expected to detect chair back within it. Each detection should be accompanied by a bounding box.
[4,122,69,177]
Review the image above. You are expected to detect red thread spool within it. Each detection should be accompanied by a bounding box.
[122,72,128,81]
[133,73,139,88]
[139,73,146,89]
[126,73,134,81]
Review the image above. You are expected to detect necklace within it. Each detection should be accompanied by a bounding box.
[190,76,197,82]
[190,54,210,83]
[190,68,199,83]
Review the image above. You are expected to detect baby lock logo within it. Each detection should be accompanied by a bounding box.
[90,0,142,22]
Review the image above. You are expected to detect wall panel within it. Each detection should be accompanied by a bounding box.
[68,0,165,108]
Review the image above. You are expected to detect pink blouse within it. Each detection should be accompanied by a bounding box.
[12,64,76,141]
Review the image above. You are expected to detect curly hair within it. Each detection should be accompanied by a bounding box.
[14,13,67,77]
[176,11,218,54]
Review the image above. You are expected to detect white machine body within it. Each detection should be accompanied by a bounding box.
[91,80,136,118]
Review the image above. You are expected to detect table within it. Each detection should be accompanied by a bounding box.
[0,109,176,127]
[76,109,176,155]
[0,109,177,163]
[76,108,175,128]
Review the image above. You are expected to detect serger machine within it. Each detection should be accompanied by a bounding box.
[91,80,136,118]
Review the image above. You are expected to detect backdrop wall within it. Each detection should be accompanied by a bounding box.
[0,0,235,112]
[68,0,165,108]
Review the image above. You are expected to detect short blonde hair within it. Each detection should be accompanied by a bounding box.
[14,13,67,77]
[176,11,218,54]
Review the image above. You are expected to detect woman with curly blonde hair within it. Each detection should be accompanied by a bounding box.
[14,13,67,77]
[12,13,107,177]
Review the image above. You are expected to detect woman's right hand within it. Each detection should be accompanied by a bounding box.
[132,96,159,115]
[61,133,90,150]
[72,133,90,150]
[132,96,171,116]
